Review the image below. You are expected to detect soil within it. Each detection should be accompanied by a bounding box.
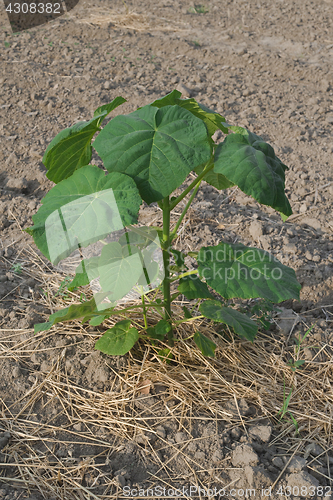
[0,0,333,498]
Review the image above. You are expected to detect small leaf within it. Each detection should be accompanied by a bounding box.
[157,348,173,363]
[183,306,193,319]
[89,315,108,326]
[42,114,104,183]
[146,319,171,340]
[178,274,214,300]
[199,300,258,342]
[170,249,187,270]
[33,298,99,334]
[193,331,216,357]
[214,127,292,216]
[93,96,127,126]
[94,319,139,355]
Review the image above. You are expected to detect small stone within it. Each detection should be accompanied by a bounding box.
[194,451,206,460]
[248,424,272,443]
[287,455,307,473]
[286,470,319,489]
[249,220,264,240]
[175,432,187,443]
[155,425,166,439]
[302,217,321,230]
[73,423,82,432]
[305,250,313,261]
[103,81,111,89]
[12,366,21,378]
[272,456,284,469]
[6,176,28,192]
[176,83,192,98]
[304,442,324,458]
[230,427,242,439]
[299,203,307,213]
[231,444,259,467]
[115,474,126,487]
[303,348,314,360]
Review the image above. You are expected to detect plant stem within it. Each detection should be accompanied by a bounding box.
[141,292,148,329]
[169,269,198,282]
[169,158,214,211]
[170,180,202,242]
[162,196,174,346]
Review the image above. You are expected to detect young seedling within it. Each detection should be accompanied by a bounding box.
[25,90,301,358]
[286,324,315,371]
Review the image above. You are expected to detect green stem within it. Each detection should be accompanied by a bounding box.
[174,315,204,325]
[162,196,174,346]
[169,158,214,211]
[169,269,198,283]
[169,180,202,242]
[141,292,148,329]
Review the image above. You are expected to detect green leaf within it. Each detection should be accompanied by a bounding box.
[170,249,187,270]
[157,348,173,363]
[197,242,301,303]
[43,114,104,183]
[94,319,139,355]
[194,163,234,190]
[199,300,258,342]
[280,212,289,222]
[93,96,127,126]
[183,306,193,319]
[214,127,292,216]
[93,104,212,204]
[178,275,214,300]
[98,241,144,301]
[33,297,99,334]
[150,91,229,136]
[67,255,100,291]
[193,331,216,357]
[25,165,142,265]
[89,315,108,326]
[149,89,182,107]
[146,319,171,340]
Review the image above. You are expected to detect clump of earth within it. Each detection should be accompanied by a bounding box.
[0,0,333,497]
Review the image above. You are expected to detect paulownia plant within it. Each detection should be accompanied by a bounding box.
[25,90,301,358]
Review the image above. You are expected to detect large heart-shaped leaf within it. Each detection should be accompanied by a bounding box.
[43,115,102,183]
[197,242,301,303]
[150,90,229,135]
[95,319,139,355]
[214,127,292,216]
[199,300,258,342]
[177,275,214,300]
[193,331,217,357]
[93,104,212,204]
[25,165,142,265]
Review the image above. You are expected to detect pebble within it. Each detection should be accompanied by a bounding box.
[248,424,272,443]
[5,177,28,192]
[175,431,187,443]
[176,83,192,98]
[231,444,259,467]
[286,455,307,473]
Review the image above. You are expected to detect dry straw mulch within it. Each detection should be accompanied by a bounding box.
[0,223,333,497]
[65,2,190,32]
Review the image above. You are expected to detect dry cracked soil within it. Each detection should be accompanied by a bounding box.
[0,0,333,498]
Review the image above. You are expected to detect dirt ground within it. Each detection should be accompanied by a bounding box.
[0,0,333,498]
